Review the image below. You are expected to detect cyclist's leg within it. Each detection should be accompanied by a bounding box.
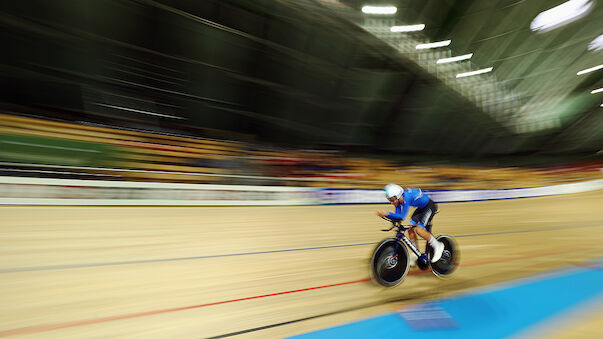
[410,204,433,241]
[407,228,419,249]
[427,202,438,233]
[406,228,419,266]
[413,226,431,242]
[412,201,443,262]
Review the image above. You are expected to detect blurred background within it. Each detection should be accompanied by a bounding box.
[1,1,603,338]
[0,0,601,189]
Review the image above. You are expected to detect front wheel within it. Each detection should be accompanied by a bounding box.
[370,238,410,287]
[426,235,460,278]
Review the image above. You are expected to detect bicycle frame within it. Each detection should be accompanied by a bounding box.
[373,216,458,286]
[381,216,423,258]
[391,225,423,258]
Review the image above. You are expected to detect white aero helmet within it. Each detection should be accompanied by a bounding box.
[384,184,403,200]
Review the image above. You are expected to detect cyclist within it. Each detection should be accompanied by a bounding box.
[377,184,444,264]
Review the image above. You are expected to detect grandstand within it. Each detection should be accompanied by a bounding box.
[1,113,600,189]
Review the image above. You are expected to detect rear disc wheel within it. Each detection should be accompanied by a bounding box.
[427,235,459,278]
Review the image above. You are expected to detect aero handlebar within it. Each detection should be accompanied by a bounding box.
[380,216,414,231]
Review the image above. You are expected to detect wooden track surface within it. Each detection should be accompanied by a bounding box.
[1,190,602,338]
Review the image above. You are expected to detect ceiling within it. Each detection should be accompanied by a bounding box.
[307,0,603,149]
[0,0,601,155]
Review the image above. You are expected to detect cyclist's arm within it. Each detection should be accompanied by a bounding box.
[387,203,409,221]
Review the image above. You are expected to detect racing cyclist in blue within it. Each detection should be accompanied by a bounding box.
[377,184,445,264]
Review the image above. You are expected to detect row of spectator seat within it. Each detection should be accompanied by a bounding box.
[0,113,600,188]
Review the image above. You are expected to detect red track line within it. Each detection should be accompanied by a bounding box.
[0,249,583,337]
[0,278,370,337]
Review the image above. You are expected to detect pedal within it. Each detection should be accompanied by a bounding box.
[417,254,430,270]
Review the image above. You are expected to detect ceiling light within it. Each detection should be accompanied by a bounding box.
[361,6,397,15]
[530,0,593,33]
[456,67,494,78]
[94,103,185,119]
[591,88,603,94]
[588,35,603,51]
[577,64,603,75]
[390,24,425,32]
[437,53,473,64]
[416,40,451,49]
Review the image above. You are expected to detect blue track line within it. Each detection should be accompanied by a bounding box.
[291,261,603,339]
[2,222,600,274]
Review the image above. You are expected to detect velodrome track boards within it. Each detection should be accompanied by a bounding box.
[0,190,601,338]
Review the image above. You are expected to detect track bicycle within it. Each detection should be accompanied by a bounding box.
[370,216,459,287]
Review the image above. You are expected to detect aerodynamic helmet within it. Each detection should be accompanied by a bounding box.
[384,184,403,200]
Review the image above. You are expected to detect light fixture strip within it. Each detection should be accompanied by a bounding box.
[361,6,397,15]
[437,53,473,64]
[94,103,185,119]
[390,24,425,32]
[456,67,494,78]
[416,40,451,50]
[577,64,603,75]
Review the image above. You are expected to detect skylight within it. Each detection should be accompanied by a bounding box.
[530,0,593,33]
[588,35,603,51]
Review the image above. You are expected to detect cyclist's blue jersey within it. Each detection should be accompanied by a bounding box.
[387,187,431,221]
